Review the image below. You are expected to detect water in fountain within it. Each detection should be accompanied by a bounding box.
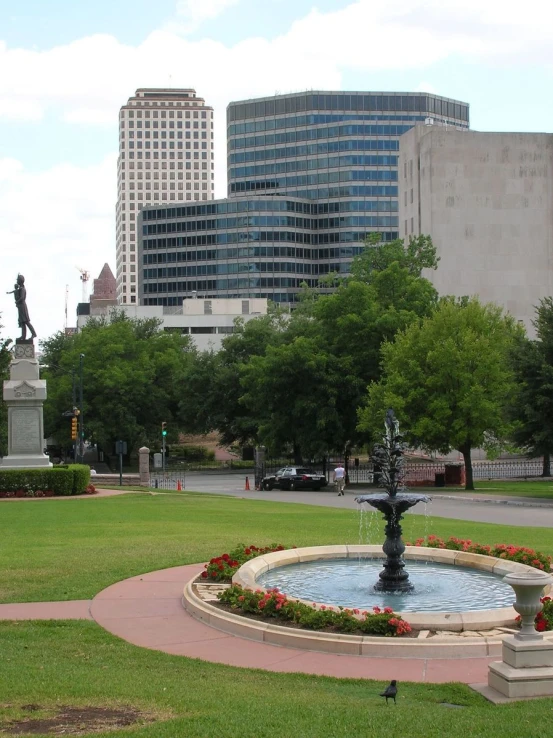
[355,409,430,593]
[257,558,515,612]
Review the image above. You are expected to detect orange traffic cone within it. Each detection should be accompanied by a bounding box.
[177,480,182,491]
[245,476,250,491]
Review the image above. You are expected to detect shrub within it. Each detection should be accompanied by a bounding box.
[0,465,91,497]
[68,464,91,494]
[227,460,255,470]
[167,444,215,462]
[218,585,411,637]
[201,543,290,582]
[406,535,552,572]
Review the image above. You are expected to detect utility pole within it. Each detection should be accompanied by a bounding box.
[72,369,77,462]
[79,354,85,463]
[161,421,167,472]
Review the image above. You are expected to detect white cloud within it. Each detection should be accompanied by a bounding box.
[63,108,115,125]
[415,81,438,94]
[0,155,116,342]
[1,0,553,339]
[174,0,240,33]
[0,97,43,121]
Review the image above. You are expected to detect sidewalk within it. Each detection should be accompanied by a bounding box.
[0,564,494,684]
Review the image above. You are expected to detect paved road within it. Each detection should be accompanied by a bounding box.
[171,473,553,528]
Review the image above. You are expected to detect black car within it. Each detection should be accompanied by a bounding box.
[261,467,327,491]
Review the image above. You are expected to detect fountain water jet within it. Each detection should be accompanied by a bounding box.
[356,410,430,593]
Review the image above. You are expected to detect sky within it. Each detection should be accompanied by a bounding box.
[1,0,552,341]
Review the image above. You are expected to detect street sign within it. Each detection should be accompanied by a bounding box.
[153,453,162,469]
[115,440,127,487]
[115,441,127,455]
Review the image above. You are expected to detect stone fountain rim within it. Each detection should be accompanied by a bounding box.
[181,546,553,660]
[231,545,552,632]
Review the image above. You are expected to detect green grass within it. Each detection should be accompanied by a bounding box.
[2,620,553,738]
[465,480,553,499]
[1,492,553,603]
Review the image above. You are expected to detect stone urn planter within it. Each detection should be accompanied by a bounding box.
[503,571,553,639]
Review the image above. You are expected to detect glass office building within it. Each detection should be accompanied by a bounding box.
[139,91,469,306]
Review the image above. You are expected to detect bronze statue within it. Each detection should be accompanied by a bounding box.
[6,274,37,342]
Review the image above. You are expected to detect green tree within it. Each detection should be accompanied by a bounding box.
[358,298,522,489]
[240,336,347,462]
[306,236,440,451]
[510,299,553,475]
[175,236,440,461]
[0,317,13,456]
[41,313,195,457]
[179,306,290,446]
[349,233,439,283]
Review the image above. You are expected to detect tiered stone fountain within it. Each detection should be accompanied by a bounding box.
[355,409,430,592]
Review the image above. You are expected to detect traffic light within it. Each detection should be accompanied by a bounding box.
[161,421,167,437]
[71,416,78,440]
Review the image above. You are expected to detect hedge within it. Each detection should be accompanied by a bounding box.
[0,464,91,497]
[69,464,91,494]
[166,444,215,462]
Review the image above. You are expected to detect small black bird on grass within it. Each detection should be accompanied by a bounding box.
[379,680,398,704]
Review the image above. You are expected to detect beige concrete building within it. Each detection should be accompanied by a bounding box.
[116,88,215,305]
[77,296,268,352]
[399,125,553,334]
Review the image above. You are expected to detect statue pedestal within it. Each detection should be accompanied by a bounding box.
[1,343,51,469]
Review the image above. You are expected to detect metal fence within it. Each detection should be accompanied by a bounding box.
[150,472,186,490]
[472,460,544,479]
[259,458,546,485]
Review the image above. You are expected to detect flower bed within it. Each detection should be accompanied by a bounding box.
[218,584,411,637]
[407,535,551,572]
[517,596,553,632]
[200,543,291,582]
[200,543,412,637]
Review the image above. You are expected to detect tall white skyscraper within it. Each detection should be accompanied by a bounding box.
[116,88,214,304]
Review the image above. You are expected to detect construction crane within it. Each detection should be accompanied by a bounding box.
[64,284,69,331]
[76,267,90,304]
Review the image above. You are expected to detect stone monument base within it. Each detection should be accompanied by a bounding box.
[1,342,52,470]
[0,453,52,469]
[474,635,553,702]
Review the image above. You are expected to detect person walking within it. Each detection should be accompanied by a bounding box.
[334,463,346,496]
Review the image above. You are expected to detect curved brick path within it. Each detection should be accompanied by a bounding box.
[0,564,494,684]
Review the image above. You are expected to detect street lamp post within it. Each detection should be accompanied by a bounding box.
[79,353,85,463]
[72,369,77,462]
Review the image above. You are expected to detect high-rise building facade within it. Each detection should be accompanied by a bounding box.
[116,88,214,304]
[400,125,553,335]
[138,91,468,306]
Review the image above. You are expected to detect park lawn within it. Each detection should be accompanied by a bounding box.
[469,480,553,498]
[1,493,552,604]
[1,620,552,738]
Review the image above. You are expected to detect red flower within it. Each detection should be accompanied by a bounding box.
[200,571,208,579]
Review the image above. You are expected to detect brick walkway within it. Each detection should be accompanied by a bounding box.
[0,563,494,684]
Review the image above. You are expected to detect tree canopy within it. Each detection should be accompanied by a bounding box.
[0,317,12,456]
[41,313,195,455]
[509,298,553,474]
[358,297,522,489]
[187,234,442,462]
